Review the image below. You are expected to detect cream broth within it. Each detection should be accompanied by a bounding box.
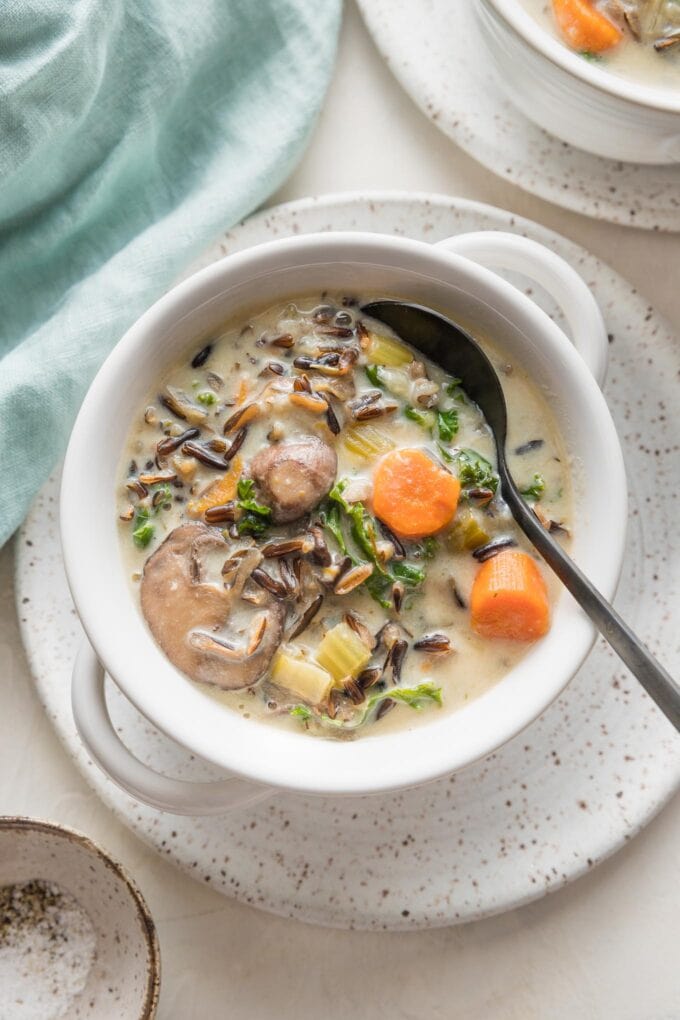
[519,0,680,89]
[117,294,571,740]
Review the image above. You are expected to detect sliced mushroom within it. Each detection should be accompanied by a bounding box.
[248,436,338,524]
[140,523,283,690]
[222,547,263,596]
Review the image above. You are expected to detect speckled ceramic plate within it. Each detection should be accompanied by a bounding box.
[15,193,680,931]
[356,0,680,230]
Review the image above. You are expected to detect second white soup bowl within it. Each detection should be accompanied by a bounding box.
[62,230,627,815]
[478,0,680,164]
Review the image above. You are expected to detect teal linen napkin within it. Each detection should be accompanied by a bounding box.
[0,0,341,545]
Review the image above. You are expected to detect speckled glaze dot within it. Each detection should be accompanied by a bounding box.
[355,0,680,230]
[15,194,680,931]
[0,819,159,1017]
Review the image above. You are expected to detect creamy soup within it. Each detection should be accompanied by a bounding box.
[519,0,680,88]
[117,295,571,740]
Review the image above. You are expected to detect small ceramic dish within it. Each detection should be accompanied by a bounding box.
[62,230,627,815]
[0,818,159,1018]
[479,0,680,162]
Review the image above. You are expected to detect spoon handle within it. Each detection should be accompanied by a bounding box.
[504,484,680,732]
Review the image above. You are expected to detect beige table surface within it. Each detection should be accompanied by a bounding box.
[1,4,678,1018]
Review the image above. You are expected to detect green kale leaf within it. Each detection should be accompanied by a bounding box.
[326,478,427,606]
[152,482,173,511]
[404,405,435,431]
[236,478,272,536]
[413,536,437,560]
[319,502,348,555]
[289,705,313,723]
[374,681,443,711]
[520,473,546,501]
[436,408,459,442]
[455,448,499,494]
[132,507,154,548]
[364,364,385,388]
[316,682,444,731]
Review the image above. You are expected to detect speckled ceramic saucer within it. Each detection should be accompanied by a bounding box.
[15,193,680,931]
[356,0,680,230]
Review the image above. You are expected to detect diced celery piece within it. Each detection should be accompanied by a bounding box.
[271,651,333,705]
[367,331,413,367]
[343,424,396,459]
[315,622,372,681]
[447,510,490,552]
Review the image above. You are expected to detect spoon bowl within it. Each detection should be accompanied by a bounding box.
[363,300,680,732]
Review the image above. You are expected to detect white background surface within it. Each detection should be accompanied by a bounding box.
[1,3,678,1017]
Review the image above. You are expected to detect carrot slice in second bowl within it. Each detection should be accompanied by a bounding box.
[551,0,622,53]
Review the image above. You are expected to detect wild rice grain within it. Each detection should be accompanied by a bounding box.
[182,441,227,470]
[250,568,287,599]
[413,633,452,653]
[357,666,382,689]
[225,426,248,461]
[261,537,313,558]
[514,438,544,456]
[268,333,295,348]
[390,639,408,683]
[222,403,255,435]
[310,526,332,567]
[157,427,200,457]
[345,611,376,650]
[472,537,517,563]
[376,699,396,721]
[343,678,365,705]
[334,562,373,596]
[191,343,213,368]
[205,501,239,524]
[287,594,324,640]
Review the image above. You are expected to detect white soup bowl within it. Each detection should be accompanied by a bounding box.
[478,0,680,163]
[62,230,627,814]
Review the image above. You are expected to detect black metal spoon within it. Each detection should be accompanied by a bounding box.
[362,300,680,731]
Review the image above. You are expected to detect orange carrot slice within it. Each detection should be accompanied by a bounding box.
[187,455,242,517]
[551,0,622,52]
[470,550,550,641]
[372,449,460,539]
[235,378,249,405]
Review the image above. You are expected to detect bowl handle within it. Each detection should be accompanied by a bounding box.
[436,231,609,388]
[72,640,274,816]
